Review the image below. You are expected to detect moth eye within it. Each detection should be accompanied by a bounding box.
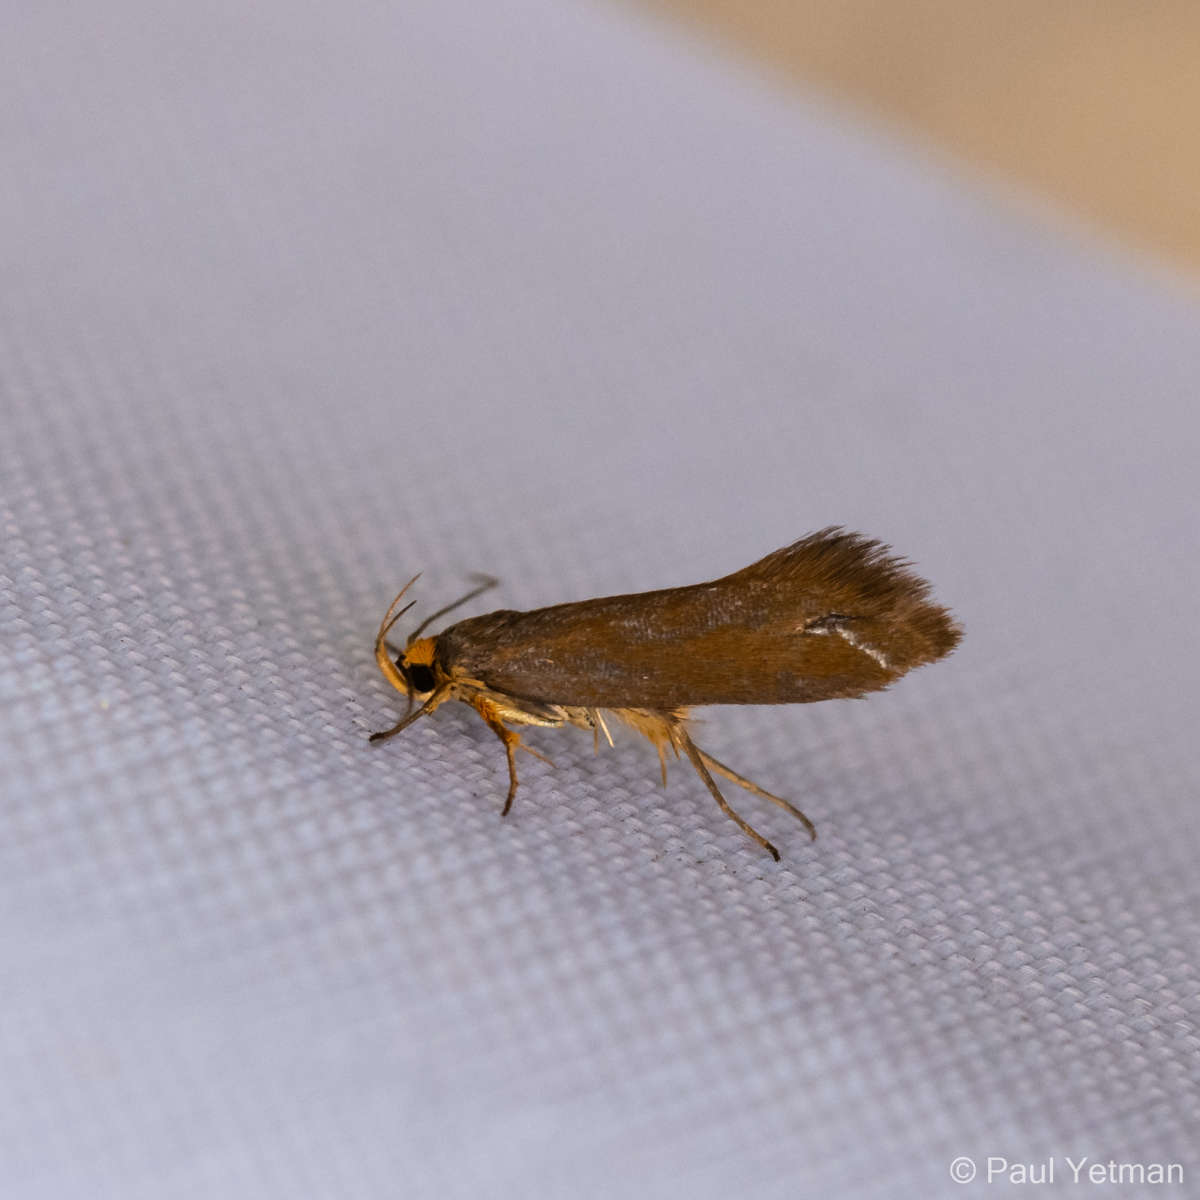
[407,663,436,693]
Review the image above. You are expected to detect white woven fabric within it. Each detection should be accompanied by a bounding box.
[4,2,1198,1197]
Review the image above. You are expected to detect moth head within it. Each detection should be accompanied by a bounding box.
[374,572,495,712]
[393,637,438,702]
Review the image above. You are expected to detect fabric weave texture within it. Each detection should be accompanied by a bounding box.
[3,2,1199,1197]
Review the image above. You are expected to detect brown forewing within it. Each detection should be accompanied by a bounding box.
[435,528,962,710]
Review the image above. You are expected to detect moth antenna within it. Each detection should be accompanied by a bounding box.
[376,575,421,646]
[369,687,449,744]
[407,574,499,645]
[374,574,421,698]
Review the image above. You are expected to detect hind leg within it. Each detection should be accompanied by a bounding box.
[694,748,816,841]
[672,726,781,861]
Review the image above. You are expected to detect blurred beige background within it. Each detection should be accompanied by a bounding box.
[639,1,1200,276]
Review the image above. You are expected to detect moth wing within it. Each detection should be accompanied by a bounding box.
[437,528,961,708]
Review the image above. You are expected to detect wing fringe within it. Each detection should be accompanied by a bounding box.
[728,527,963,666]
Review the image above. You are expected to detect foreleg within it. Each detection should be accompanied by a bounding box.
[466,695,554,816]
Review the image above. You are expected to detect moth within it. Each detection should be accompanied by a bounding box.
[370,528,961,859]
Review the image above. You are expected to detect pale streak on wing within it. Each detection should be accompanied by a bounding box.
[801,615,892,672]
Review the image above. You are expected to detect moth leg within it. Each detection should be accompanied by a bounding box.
[694,748,817,841]
[673,727,781,862]
[594,709,614,748]
[609,707,678,786]
[585,708,616,757]
[467,696,554,815]
[658,727,682,787]
[520,742,555,768]
[471,703,523,816]
[369,687,449,743]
